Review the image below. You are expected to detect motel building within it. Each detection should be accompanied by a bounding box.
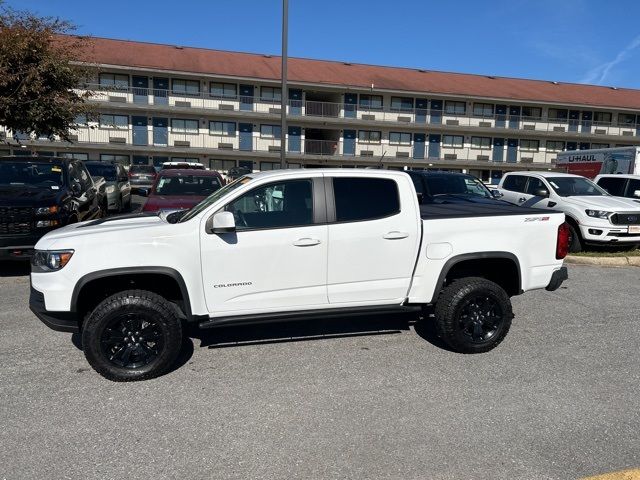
[3,36,640,183]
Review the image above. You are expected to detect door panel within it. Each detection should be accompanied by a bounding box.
[343,130,356,155]
[152,117,168,146]
[289,89,302,115]
[430,100,442,124]
[239,123,253,151]
[153,77,168,105]
[506,139,518,163]
[132,76,149,104]
[344,93,357,118]
[132,116,148,146]
[492,138,504,162]
[428,134,440,158]
[415,99,428,123]
[508,106,521,129]
[288,126,301,152]
[413,133,425,159]
[327,175,421,304]
[495,105,507,128]
[239,85,254,111]
[569,110,580,132]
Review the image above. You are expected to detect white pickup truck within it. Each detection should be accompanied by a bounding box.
[30,169,569,381]
[496,171,640,252]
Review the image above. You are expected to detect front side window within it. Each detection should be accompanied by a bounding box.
[100,114,128,128]
[597,177,627,196]
[547,177,607,197]
[99,73,129,89]
[261,86,282,102]
[333,177,399,222]
[209,121,236,136]
[444,101,466,115]
[210,82,237,99]
[172,79,200,96]
[473,103,494,117]
[471,136,491,149]
[260,124,282,138]
[626,179,640,198]
[390,97,414,111]
[443,135,464,147]
[389,132,411,145]
[525,177,547,195]
[520,139,540,152]
[359,94,383,110]
[358,130,381,143]
[171,119,199,134]
[502,175,528,193]
[225,179,313,230]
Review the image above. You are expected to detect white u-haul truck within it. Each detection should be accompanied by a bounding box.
[555,146,640,179]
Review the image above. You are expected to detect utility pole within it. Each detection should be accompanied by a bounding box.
[280,0,288,168]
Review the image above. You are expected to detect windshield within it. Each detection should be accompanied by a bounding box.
[155,175,222,196]
[547,177,607,197]
[86,164,117,181]
[425,175,491,198]
[179,176,252,222]
[0,161,64,188]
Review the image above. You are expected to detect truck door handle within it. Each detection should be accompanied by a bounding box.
[293,238,321,247]
[383,231,409,240]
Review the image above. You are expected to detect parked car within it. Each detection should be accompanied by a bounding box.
[30,169,568,381]
[88,173,107,216]
[161,161,206,170]
[594,174,640,203]
[128,164,158,191]
[227,165,252,181]
[141,169,224,212]
[0,156,102,259]
[85,161,132,213]
[497,171,640,252]
[406,170,507,205]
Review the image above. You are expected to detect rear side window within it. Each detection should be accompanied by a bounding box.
[502,175,528,193]
[597,177,626,196]
[333,177,400,222]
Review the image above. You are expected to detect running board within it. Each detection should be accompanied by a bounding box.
[198,305,422,329]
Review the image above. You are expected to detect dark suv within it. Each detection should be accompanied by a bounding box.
[406,170,506,205]
[0,156,102,259]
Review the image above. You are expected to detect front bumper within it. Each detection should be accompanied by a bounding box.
[29,284,79,333]
[579,224,640,244]
[545,267,568,292]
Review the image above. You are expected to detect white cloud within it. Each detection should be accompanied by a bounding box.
[581,34,640,85]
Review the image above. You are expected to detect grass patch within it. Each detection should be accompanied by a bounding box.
[571,248,640,257]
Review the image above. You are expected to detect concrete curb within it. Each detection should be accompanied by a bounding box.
[565,255,640,267]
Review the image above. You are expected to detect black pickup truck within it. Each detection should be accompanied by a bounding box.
[0,156,103,260]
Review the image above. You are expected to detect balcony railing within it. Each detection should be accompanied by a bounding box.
[76,84,640,138]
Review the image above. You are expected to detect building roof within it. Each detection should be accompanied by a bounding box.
[67,35,640,110]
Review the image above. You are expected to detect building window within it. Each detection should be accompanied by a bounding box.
[100,114,128,128]
[359,94,383,110]
[209,82,237,99]
[390,97,414,112]
[209,121,236,136]
[260,124,282,138]
[442,135,464,147]
[172,79,200,96]
[60,153,89,160]
[471,136,491,149]
[99,73,129,89]
[210,159,236,171]
[259,161,282,171]
[546,141,565,152]
[618,113,637,125]
[389,132,411,145]
[100,154,130,165]
[171,157,199,163]
[520,139,540,152]
[358,130,381,143]
[548,108,568,120]
[171,119,199,134]
[74,114,87,126]
[261,86,282,102]
[522,106,542,120]
[593,112,612,125]
[444,101,466,115]
[472,103,494,117]
[591,143,610,149]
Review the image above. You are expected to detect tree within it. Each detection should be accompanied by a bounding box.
[0,4,93,143]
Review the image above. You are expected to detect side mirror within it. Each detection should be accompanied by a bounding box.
[534,188,550,198]
[71,182,82,196]
[633,190,640,198]
[491,190,504,198]
[138,188,148,197]
[207,211,236,234]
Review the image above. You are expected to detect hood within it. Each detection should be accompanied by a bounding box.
[425,194,507,205]
[143,195,205,212]
[563,195,640,211]
[0,185,66,207]
[35,212,165,247]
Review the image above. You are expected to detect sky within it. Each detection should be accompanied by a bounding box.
[8,0,640,89]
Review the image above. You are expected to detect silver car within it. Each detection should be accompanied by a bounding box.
[85,161,132,213]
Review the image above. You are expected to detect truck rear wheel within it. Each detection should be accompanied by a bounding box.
[434,277,513,353]
[81,290,183,382]
[566,223,583,253]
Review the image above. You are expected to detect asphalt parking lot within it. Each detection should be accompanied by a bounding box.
[0,263,638,480]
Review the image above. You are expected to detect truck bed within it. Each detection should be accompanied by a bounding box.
[420,202,553,220]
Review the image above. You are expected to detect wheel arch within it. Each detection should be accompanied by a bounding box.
[435,252,522,298]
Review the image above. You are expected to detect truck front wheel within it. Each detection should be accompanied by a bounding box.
[434,277,513,353]
[81,290,183,381]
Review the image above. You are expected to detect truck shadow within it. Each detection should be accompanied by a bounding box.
[0,260,31,277]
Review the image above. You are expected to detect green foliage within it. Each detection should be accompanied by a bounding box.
[0,5,94,142]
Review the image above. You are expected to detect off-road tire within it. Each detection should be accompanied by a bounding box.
[434,277,513,354]
[82,290,183,382]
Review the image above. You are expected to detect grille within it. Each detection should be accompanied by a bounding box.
[611,212,640,225]
[0,222,32,234]
[0,205,33,235]
[0,206,32,217]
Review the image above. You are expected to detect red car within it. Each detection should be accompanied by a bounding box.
[141,169,224,212]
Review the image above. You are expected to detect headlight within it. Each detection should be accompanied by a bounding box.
[35,206,58,215]
[35,220,60,228]
[585,210,612,219]
[31,250,74,272]
[106,185,115,193]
